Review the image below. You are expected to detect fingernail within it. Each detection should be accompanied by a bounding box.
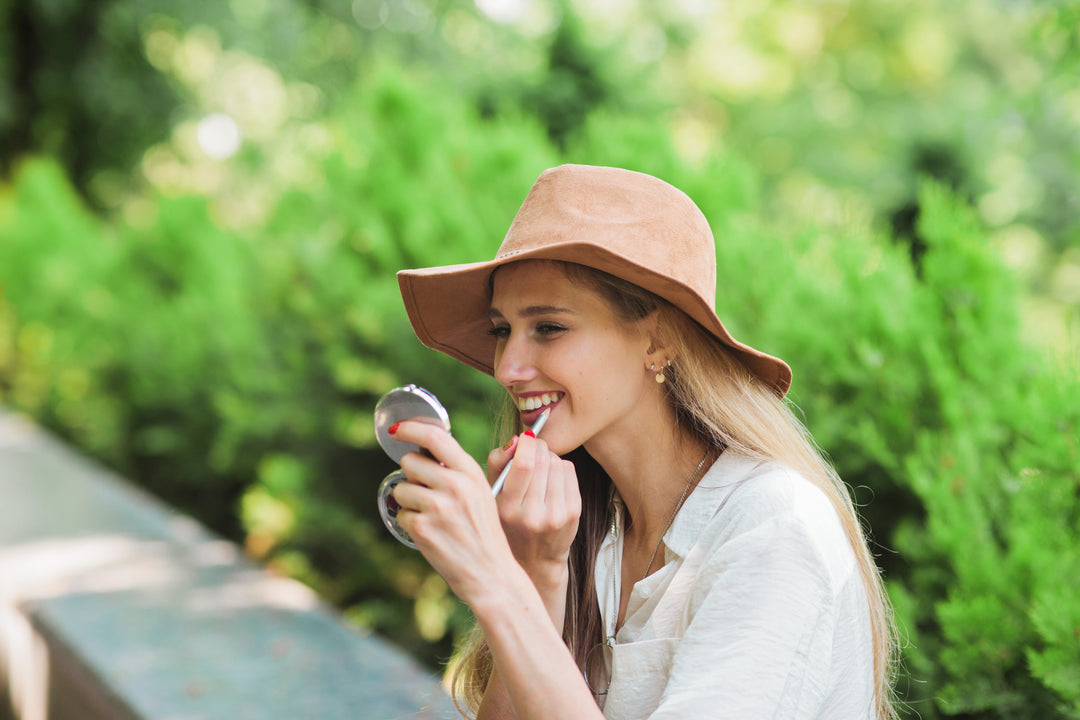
[523,430,535,438]
[388,423,400,435]
[501,435,517,451]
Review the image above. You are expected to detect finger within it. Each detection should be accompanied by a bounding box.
[486,435,518,486]
[509,436,552,533]
[398,451,442,488]
[393,506,423,547]
[390,419,481,475]
[400,454,489,504]
[391,476,435,512]
[515,437,553,515]
[499,433,545,506]
[545,446,566,509]
[393,474,486,546]
[553,458,582,523]
[562,459,583,518]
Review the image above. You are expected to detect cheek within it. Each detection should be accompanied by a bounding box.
[565,350,609,392]
[545,342,598,386]
[569,344,642,403]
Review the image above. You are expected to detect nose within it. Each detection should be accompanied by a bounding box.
[493,333,538,388]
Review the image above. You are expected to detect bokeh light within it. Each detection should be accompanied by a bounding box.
[474,0,530,25]
[196,114,242,160]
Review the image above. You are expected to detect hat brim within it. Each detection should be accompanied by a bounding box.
[398,243,792,397]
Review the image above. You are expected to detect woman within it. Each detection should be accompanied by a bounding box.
[388,164,897,719]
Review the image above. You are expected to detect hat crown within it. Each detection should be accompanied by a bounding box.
[496,165,717,307]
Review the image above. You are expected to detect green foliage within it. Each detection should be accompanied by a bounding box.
[2,56,1079,720]
[0,0,178,195]
[0,66,560,662]
[0,159,128,458]
[890,186,1080,719]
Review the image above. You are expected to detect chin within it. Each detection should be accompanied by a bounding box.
[539,431,576,458]
[545,438,572,457]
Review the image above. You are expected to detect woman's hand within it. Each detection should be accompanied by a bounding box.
[391,421,601,720]
[389,420,518,606]
[487,434,581,603]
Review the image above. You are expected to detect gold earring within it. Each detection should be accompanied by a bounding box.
[655,361,667,384]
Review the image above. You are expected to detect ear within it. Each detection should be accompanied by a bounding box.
[641,310,673,368]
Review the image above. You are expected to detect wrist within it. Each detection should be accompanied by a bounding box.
[525,560,569,595]
[515,562,569,632]
[470,561,539,627]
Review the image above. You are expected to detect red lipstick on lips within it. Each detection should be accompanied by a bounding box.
[517,391,561,427]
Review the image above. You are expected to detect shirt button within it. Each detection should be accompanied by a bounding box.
[639,588,651,599]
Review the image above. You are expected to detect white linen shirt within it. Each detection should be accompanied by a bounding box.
[593,450,876,719]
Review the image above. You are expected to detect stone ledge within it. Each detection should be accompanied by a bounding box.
[0,412,459,720]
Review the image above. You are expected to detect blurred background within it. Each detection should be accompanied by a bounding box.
[1,0,1078,717]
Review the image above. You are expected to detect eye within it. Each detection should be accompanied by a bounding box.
[487,324,510,339]
[535,323,567,337]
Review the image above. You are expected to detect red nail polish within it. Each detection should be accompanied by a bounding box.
[523,430,535,438]
[388,423,400,435]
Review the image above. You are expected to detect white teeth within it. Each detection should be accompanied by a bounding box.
[516,392,562,411]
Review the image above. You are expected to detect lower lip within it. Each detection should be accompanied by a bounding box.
[521,400,559,427]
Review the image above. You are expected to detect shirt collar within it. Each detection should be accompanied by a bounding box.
[661,449,766,559]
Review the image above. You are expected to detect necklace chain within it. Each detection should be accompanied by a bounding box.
[640,448,711,585]
[586,447,713,698]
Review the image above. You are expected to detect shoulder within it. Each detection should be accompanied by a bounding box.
[730,462,843,534]
[696,456,858,593]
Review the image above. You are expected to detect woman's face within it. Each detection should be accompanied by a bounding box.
[489,261,656,455]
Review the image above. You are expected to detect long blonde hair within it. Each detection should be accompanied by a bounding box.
[446,262,898,719]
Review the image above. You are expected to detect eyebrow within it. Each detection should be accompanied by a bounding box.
[487,305,575,320]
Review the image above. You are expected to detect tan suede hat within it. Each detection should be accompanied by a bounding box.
[397,164,792,397]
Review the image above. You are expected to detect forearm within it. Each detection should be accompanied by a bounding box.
[476,666,516,720]
[476,565,570,720]
[472,565,603,720]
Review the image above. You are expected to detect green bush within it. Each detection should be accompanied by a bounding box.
[889,185,1080,719]
[1,67,1077,717]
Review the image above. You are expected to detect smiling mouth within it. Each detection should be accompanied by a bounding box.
[515,392,564,412]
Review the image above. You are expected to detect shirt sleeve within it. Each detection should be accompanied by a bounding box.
[647,489,850,719]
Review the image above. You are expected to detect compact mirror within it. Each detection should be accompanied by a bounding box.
[374,384,451,463]
[373,385,452,548]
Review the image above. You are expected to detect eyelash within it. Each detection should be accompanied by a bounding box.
[535,323,567,338]
[487,323,566,339]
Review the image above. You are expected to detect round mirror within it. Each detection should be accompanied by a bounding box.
[373,384,451,464]
[373,384,452,548]
[377,470,416,549]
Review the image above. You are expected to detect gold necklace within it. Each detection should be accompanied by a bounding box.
[639,447,711,584]
[585,447,713,698]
